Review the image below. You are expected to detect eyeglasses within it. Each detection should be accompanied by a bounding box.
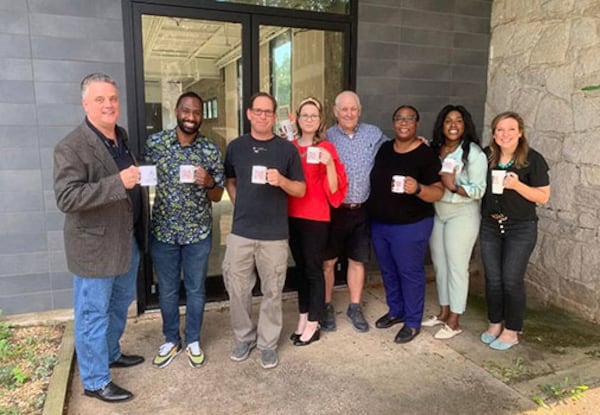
[299,114,320,120]
[393,115,417,123]
[251,108,275,117]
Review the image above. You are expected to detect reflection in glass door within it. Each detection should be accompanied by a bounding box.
[141,15,242,300]
[259,25,344,132]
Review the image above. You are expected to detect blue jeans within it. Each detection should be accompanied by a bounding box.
[371,217,434,329]
[73,239,139,390]
[480,218,537,332]
[151,235,211,345]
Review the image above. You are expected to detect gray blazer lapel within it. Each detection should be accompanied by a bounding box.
[81,123,119,176]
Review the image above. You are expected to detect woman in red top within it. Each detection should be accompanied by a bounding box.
[288,97,348,346]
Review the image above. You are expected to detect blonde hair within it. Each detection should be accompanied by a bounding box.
[295,96,327,144]
[488,111,530,169]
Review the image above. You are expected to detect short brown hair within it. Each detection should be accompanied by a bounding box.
[248,92,277,112]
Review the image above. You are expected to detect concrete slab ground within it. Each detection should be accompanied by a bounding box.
[65,283,544,415]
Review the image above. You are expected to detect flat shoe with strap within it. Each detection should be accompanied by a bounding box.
[434,324,463,340]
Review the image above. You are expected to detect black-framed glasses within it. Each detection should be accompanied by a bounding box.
[251,108,275,117]
[393,115,417,123]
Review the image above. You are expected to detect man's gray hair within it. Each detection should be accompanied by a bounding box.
[81,73,118,99]
[334,90,361,111]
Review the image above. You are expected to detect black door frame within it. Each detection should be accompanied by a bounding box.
[122,0,357,313]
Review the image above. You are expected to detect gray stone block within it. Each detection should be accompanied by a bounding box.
[0,147,41,170]
[0,191,44,213]
[0,272,51,295]
[36,103,83,126]
[0,0,27,11]
[452,64,488,83]
[0,233,47,254]
[0,126,38,148]
[40,147,53,169]
[0,212,45,234]
[401,9,454,31]
[359,5,403,25]
[401,0,455,13]
[450,81,487,98]
[0,58,33,81]
[358,22,400,43]
[41,168,54,191]
[0,291,53,315]
[50,272,71,290]
[51,289,73,309]
[0,34,31,58]
[454,0,493,18]
[452,49,488,65]
[35,82,80,104]
[44,190,59,212]
[0,252,48,277]
[30,13,123,41]
[49,250,68,273]
[46,230,64,251]
[0,10,29,35]
[397,44,451,64]
[32,59,126,84]
[400,28,453,48]
[453,15,490,34]
[28,0,122,19]
[32,37,124,63]
[0,103,37,125]
[40,126,75,149]
[454,32,491,50]
[358,41,401,59]
[45,211,65,231]
[0,169,42,192]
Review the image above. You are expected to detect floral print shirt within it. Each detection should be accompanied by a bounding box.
[145,128,225,244]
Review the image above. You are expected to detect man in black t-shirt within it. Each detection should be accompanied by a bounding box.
[223,92,305,369]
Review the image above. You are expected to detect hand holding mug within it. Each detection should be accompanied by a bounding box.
[503,171,520,190]
[403,176,419,194]
[120,165,140,189]
[266,168,282,187]
[319,148,333,165]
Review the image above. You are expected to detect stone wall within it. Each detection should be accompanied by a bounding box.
[485,0,600,321]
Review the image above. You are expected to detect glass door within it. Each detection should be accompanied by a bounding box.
[124,2,354,311]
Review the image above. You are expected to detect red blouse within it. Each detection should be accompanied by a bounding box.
[288,140,348,222]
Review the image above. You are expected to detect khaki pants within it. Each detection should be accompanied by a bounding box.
[222,233,288,350]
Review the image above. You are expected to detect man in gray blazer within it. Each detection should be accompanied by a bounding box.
[54,73,145,403]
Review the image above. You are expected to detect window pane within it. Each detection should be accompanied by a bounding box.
[215,0,350,14]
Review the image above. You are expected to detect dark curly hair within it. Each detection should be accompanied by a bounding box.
[431,105,480,165]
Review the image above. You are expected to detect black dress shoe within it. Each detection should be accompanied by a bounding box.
[293,329,320,346]
[290,332,301,343]
[84,381,133,403]
[394,325,420,344]
[109,354,145,368]
[375,313,404,329]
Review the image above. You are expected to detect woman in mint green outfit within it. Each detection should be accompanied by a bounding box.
[424,105,487,339]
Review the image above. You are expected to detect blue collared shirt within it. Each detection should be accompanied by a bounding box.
[144,128,225,245]
[327,123,389,203]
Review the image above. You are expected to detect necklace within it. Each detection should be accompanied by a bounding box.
[497,159,514,169]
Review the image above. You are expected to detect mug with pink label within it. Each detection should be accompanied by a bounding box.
[306,146,320,164]
[179,165,196,183]
[391,175,405,193]
[251,165,267,184]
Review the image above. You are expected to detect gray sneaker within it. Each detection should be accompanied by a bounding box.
[346,304,369,332]
[260,349,279,369]
[230,341,256,362]
[320,303,337,331]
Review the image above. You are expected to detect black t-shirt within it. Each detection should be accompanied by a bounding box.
[367,141,441,224]
[481,147,550,221]
[224,134,304,240]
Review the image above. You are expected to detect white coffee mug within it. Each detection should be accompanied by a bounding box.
[441,157,457,174]
[306,146,320,164]
[391,175,405,194]
[179,165,196,183]
[491,170,507,194]
[251,165,268,184]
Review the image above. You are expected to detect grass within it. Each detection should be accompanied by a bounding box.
[532,378,589,408]
[0,311,63,415]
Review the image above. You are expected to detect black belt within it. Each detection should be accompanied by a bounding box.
[340,203,364,210]
[490,213,508,223]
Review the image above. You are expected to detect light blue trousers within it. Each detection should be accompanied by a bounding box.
[429,201,480,314]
